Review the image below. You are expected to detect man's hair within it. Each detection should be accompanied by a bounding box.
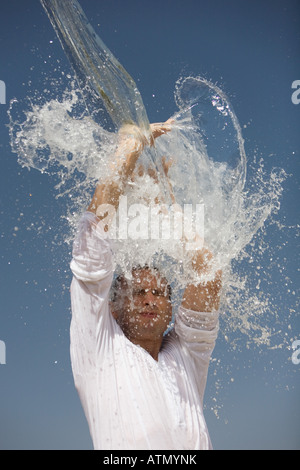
[110,265,172,303]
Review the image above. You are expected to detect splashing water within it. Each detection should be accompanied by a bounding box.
[8,75,287,350]
[40,0,150,133]
[8,0,293,370]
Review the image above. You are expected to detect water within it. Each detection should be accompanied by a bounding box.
[40,0,150,134]
[8,0,294,372]
[8,73,288,347]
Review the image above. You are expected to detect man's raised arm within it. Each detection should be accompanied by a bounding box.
[182,246,222,313]
[88,120,173,226]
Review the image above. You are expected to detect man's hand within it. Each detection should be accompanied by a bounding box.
[150,118,174,142]
[88,119,173,221]
[110,123,149,180]
[182,246,222,312]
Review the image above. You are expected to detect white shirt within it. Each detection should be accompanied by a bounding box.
[70,211,219,450]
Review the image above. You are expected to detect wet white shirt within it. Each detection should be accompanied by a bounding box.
[70,211,219,450]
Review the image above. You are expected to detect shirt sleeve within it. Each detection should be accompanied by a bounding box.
[69,211,115,379]
[174,306,219,405]
[175,306,219,349]
[70,211,114,287]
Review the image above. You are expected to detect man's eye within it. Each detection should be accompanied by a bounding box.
[133,289,165,296]
[133,289,145,296]
[152,289,164,296]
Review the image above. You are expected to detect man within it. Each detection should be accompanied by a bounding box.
[70,120,221,450]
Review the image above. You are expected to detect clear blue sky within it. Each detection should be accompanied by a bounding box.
[0,0,299,449]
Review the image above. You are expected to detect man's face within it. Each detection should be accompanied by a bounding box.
[112,268,173,342]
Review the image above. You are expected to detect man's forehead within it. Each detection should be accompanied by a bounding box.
[131,268,167,287]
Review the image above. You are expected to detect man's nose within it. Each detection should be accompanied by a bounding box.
[143,290,156,305]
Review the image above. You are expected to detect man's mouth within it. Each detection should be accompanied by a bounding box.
[139,311,158,318]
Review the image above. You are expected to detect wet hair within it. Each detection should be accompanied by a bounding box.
[110,265,172,303]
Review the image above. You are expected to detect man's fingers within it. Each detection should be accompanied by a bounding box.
[150,119,173,140]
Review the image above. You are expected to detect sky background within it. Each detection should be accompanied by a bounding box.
[0,0,299,450]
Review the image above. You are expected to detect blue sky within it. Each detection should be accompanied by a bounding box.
[0,0,299,449]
